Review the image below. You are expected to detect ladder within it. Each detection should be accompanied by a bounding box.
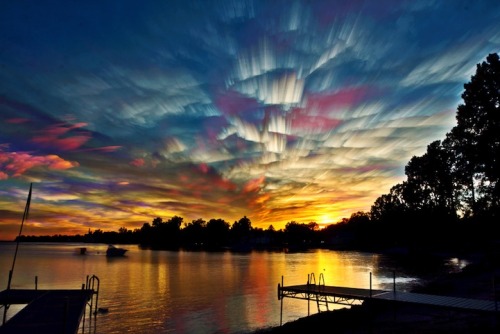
[308,272,329,313]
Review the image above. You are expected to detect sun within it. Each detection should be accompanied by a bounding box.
[317,214,334,229]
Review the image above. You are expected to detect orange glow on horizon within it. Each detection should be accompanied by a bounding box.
[0,171,402,240]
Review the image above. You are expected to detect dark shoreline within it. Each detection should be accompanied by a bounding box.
[250,253,500,333]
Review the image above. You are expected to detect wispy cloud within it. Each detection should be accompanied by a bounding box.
[1,0,499,238]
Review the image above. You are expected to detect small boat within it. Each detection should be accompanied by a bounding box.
[106,245,127,257]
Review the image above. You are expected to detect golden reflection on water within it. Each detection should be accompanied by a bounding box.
[0,244,441,333]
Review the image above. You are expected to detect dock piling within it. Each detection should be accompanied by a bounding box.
[279,276,283,326]
[369,272,372,298]
[393,271,396,294]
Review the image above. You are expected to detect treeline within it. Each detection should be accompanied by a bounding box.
[17,217,322,252]
[16,53,500,254]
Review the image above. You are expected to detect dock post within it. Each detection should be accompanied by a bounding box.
[307,279,310,316]
[369,272,372,298]
[280,276,283,326]
[35,276,38,290]
[393,271,396,294]
[392,271,397,321]
[2,271,12,325]
[2,304,8,325]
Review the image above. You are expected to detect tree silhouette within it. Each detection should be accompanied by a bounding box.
[404,140,456,220]
[182,218,207,247]
[367,53,500,251]
[206,218,230,249]
[445,53,500,218]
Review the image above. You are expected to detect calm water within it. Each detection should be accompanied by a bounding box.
[0,242,463,333]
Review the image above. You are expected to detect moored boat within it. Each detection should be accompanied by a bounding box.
[106,244,127,257]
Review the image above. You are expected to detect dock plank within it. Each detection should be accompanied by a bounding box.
[0,289,94,334]
[279,284,498,314]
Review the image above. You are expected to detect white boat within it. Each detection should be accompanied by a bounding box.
[106,245,127,257]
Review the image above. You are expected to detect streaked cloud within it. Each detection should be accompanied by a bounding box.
[1,0,499,239]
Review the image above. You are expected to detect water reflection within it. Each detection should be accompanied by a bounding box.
[0,243,461,333]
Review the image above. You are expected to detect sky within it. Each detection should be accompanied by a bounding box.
[1,0,500,240]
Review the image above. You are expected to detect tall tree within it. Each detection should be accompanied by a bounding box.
[182,218,206,247]
[370,183,409,246]
[232,216,252,234]
[445,53,500,217]
[370,183,407,223]
[206,218,230,248]
[404,140,456,217]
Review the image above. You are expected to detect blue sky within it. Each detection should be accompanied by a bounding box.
[1,0,500,239]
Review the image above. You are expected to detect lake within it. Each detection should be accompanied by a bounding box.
[0,242,466,333]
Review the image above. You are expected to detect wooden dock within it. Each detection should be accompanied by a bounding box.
[0,276,99,334]
[278,273,499,325]
[0,289,94,334]
[0,186,100,333]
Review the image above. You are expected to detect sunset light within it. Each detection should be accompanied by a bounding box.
[1,1,500,240]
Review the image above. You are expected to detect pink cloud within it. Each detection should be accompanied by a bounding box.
[306,86,372,113]
[180,165,237,193]
[31,123,91,151]
[130,158,145,167]
[290,107,342,132]
[33,135,91,151]
[213,178,237,191]
[243,175,265,193]
[215,90,260,116]
[199,163,209,174]
[0,149,79,178]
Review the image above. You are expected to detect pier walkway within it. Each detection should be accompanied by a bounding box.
[0,275,99,334]
[278,273,499,325]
